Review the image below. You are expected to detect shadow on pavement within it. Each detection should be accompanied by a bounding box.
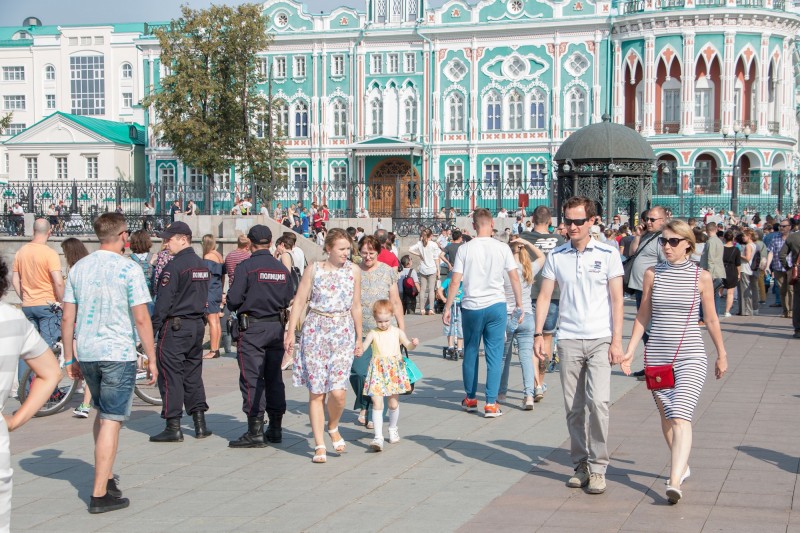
[735,445,800,474]
[18,449,94,502]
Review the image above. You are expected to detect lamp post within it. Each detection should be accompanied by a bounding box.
[722,123,751,216]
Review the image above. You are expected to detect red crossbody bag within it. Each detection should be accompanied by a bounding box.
[644,266,699,391]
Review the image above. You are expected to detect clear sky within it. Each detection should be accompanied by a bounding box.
[0,0,448,27]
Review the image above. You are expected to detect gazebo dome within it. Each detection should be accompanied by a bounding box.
[555,116,655,162]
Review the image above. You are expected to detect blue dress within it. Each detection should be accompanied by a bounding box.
[204,259,224,313]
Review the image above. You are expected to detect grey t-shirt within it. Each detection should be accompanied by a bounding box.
[520,230,566,301]
[628,231,663,291]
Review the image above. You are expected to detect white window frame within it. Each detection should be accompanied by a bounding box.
[26,157,38,181]
[507,91,523,130]
[5,123,26,136]
[56,156,68,180]
[484,162,501,188]
[122,92,133,108]
[485,91,501,131]
[2,66,25,81]
[371,54,383,75]
[404,53,416,73]
[566,87,587,129]
[293,166,308,188]
[662,79,681,125]
[4,95,26,110]
[257,57,268,80]
[274,100,289,136]
[404,96,417,136]
[331,165,348,188]
[44,65,56,81]
[85,156,98,180]
[447,92,465,133]
[187,168,204,191]
[333,100,348,137]
[159,165,176,189]
[331,54,345,77]
[506,161,523,187]
[294,102,309,137]
[530,89,547,130]
[388,53,399,74]
[370,97,383,135]
[529,162,546,188]
[121,63,133,80]
[293,56,306,78]
[274,56,287,79]
[45,94,56,110]
[446,161,464,187]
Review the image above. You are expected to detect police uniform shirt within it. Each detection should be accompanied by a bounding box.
[227,250,293,317]
[152,247,209,333]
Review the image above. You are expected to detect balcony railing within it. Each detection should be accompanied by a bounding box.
[660,0,686,8]
[694,119,721,133]
[621,0,645,13]
[655,121,680,134]
[736,0,764,6]
[768,121,780,134]
[694,0,726,6]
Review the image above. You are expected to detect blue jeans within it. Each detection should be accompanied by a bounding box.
[461,302,507,404]
[699,278,724,320]
[21,306,62,381]
[532,300,559,334]
[500,312,535,397]
[80,361,137,421]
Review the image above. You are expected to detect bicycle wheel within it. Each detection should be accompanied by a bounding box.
[18,367,79,417]
[134,354,162,405]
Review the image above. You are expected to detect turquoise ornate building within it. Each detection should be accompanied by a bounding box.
[2,0,799,218]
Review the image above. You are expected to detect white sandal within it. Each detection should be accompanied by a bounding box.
[327,427,346,453]
[312,445,327,463]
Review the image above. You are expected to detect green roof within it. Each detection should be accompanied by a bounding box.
[4,112,144,145]
[359,136,410,145]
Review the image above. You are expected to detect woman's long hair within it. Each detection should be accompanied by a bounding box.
[511,241,534,284]
[61,238,90,268]
[420,228,433,247]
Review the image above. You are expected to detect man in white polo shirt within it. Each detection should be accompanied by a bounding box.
[444,208,523,418]
[534,196,625,495]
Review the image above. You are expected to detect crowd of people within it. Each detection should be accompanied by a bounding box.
[1,199,799,526]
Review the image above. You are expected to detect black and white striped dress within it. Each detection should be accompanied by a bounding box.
[646,260,707,421]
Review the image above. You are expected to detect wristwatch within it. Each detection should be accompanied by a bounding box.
[533,333,544,338]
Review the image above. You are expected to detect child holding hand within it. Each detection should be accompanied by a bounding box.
[360,299,419,451]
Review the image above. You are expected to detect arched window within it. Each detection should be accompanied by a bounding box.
[486,91,501,131]
[121,63,133,79]
[508,90,523,130]
[447,92,465,132]
[404,96,417,135]
[694,76,714,131]
[566,87,587,129]
[370,97,383,135]
[294,102,309,137]
[530,89,546,130]
[44,65,56,81]
[332,100,348,137]
[274,100,289,135]
[159,165,176,189]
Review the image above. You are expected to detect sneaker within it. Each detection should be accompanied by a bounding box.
[388,427,400,444]
[522,396,534,410]
[587,472,606,494]
[88,493,130,514]
[722,312,732,318]
[461,397,478,412]
[534,384,547,402]
[370,437,384,452]
[73,403,91,418]
[567,461,590,488]
[484,403,503,418]
[665,466,691,486]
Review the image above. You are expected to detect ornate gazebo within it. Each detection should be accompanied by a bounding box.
[554,115,656,222]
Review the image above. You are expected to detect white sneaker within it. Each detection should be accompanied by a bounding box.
[722,312,732,318]
[388,427,400,444]
[370,437,384,452]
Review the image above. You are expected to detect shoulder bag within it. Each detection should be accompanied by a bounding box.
[644,266,699,391]
[622,231,661,294]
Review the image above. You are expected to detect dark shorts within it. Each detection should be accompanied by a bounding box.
[79,361,137,422]
[532,300,559,334]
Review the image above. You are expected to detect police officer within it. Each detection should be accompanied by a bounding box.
[150,221,213,442]
[226,225,293,448]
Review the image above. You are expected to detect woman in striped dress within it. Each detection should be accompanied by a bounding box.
[622,220,727,505]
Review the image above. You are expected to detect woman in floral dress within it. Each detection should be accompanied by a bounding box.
[285,228,363,463]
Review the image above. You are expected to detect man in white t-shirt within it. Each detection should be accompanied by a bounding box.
[534,196,624,496]
[443,208,523,418]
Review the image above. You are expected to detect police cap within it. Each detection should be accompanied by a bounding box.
[158,221,192,240]
[247,224,272,245]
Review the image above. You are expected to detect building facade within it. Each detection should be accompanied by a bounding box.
[2,0,799,218]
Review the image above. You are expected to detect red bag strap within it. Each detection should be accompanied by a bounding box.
[644,265,699,368]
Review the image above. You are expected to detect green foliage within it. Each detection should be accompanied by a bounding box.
[0,113,11,135]
[144,3,286,209]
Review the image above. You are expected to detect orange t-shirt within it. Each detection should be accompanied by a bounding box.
[12,242,62,307]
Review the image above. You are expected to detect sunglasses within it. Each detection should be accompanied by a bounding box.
[658,237,686,247]
[118,228,130,236]
[780,224,790,228]
[646,217,662,223]
[564,217,588,227]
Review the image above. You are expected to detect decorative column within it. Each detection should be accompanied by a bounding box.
[721,30,736,133]
[756,33,770,135]
[612,39,624,124]
[681,31,695,135]
[550,33,563,139]
[591,31,602,123]
[780,37,793,136]
[641,36,656,137]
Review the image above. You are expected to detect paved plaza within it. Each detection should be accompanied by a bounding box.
[6,301,800,532]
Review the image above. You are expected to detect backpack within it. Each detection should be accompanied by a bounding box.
[131,253,155,296]
[750,247,761,271]
[402,272,418,298]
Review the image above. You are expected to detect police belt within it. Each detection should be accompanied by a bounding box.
[246,315,282,323]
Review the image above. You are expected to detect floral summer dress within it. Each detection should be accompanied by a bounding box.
[363,326,411,397]
[293,261,356,394]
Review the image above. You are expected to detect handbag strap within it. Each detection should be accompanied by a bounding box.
[626,231,661,265]
[644,265,699,368]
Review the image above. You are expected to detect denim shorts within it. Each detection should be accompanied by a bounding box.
[532,300,559,334]
[79,361,137,422]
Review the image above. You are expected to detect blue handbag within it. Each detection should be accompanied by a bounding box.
[404,356,423,384]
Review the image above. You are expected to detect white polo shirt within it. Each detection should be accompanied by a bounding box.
[541,239,623,340]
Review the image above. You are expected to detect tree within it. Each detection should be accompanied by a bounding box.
[144,4,284,213]
[0,113,11,135]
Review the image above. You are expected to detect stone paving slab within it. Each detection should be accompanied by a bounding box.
[4,304,798,531]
